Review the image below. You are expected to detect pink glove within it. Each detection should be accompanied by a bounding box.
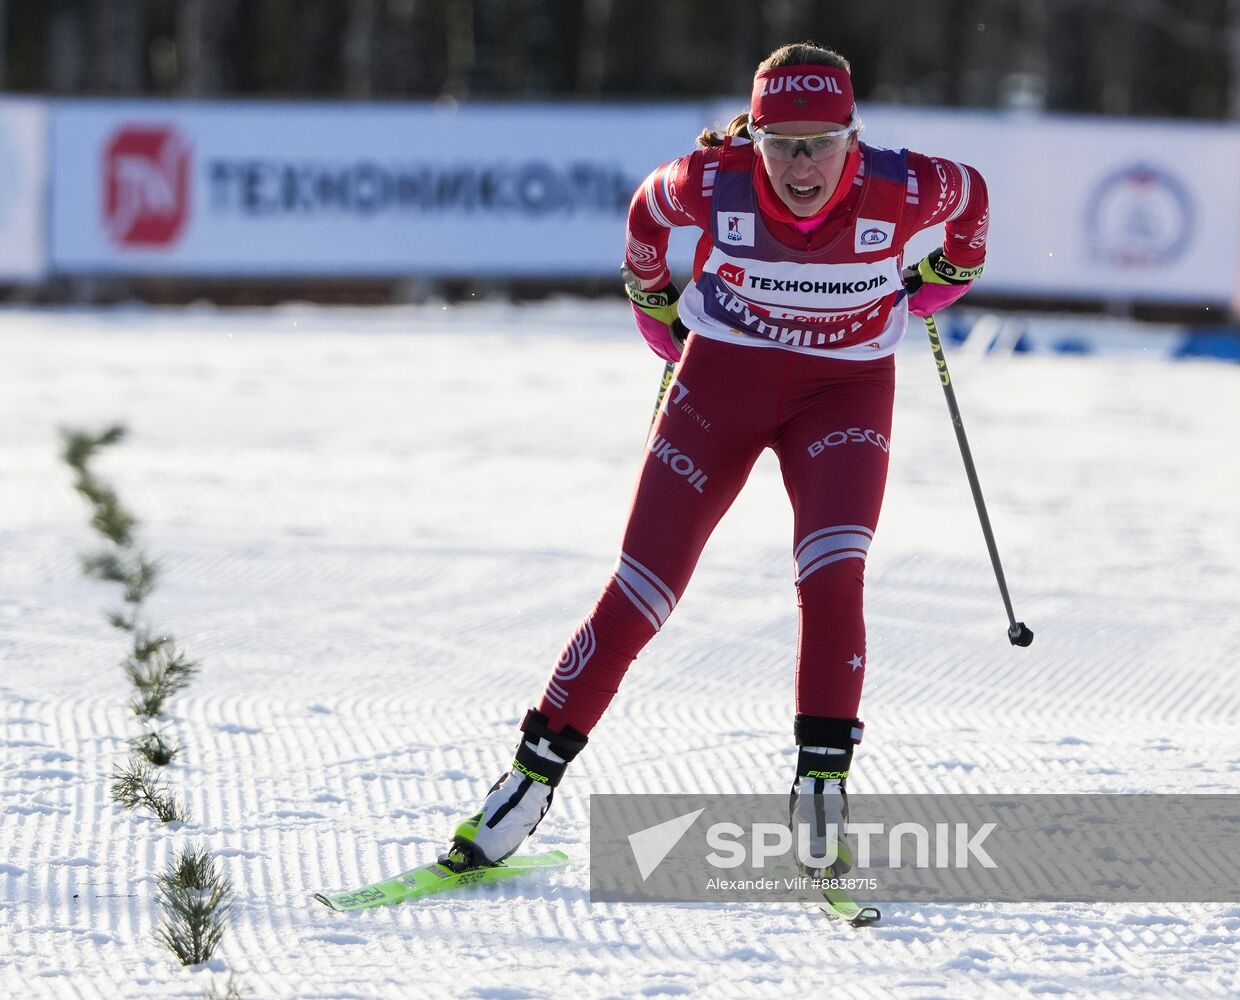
[906,280,973,318]
[630,303,685,362]
[902,248,983,318]
[622,264,688,362]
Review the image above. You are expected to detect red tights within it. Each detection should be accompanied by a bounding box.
[539,334,895,735]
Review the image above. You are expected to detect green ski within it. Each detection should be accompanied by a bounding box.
[771,862,881,927]
[820,884,881,927]
[313,850,568,912]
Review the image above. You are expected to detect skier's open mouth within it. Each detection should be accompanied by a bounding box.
[787,183,822,202]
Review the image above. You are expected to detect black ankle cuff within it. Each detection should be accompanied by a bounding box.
[520,708,589,761]
[512,708,588,787]
[793,715,862,781]
[793,714,864,748]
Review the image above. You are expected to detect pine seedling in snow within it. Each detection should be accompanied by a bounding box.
[63,425,152,624]
[127,641,198,718]
[81,549,131,586]
[67,466,138,548]
[60,425,126,471]
[61,426,134,546]
[157,845,233,967]
[82,550,159,607]
[129,729,181,766]
[83,551,160,630]
[132,629,173,661]
[162,843,217,893]
[120,554,159,606]
[71,471,119,511]
[88,499,137,549]
[61,427,199,708]
[110,755,187,823]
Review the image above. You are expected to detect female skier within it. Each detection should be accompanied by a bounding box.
[444,42,989,870]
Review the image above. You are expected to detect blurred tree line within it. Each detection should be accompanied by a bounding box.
[1,0,1239,119]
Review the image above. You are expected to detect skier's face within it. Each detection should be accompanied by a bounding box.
[754,119,857,218]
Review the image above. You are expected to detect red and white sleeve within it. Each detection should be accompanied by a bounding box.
[905,151,989,269]
[624,148,716,285]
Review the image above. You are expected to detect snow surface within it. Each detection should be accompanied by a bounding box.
[1,301,1237,999]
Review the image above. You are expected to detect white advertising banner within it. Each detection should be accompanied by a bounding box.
[859,106,1239,303]
[48,98,1240,302]
[50,100,703,277]
[706,100,1240,304]
[0,98,49,281]
[863,105,1240,303]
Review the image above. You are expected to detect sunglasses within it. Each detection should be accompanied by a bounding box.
[748,118,863,161]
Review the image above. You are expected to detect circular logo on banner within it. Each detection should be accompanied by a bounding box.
[1085,163,1192,267]
[104,124,191,247]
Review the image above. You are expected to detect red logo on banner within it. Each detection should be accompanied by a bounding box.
[717,263,746,286]
[104,125,190,247]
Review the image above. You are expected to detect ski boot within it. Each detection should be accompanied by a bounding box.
[441,708,588,872]
[788,714,863,877]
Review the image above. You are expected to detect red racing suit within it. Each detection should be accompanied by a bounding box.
[537,137,988,736]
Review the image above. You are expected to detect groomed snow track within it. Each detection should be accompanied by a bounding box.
[2,304,1237,999]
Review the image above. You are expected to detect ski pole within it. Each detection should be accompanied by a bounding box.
[922,314,1034,647]
[649,360,676,431]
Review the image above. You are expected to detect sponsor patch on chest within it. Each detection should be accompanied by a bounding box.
[854,218,895,253]
[717,212,755,247]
